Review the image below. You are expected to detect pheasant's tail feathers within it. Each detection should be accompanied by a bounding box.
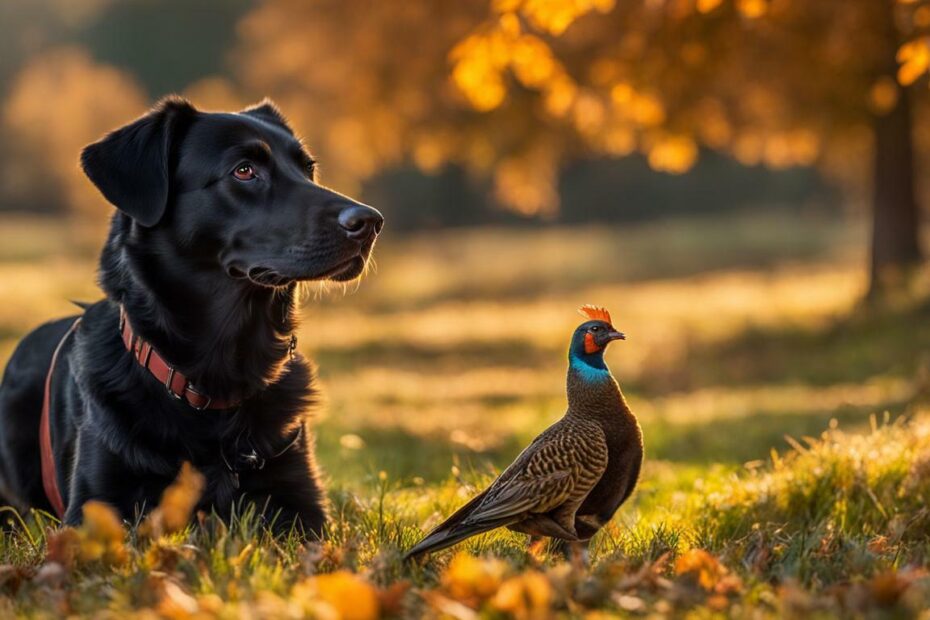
[403,526,481,560]
[404,516,518,560]
[578,304,612,325]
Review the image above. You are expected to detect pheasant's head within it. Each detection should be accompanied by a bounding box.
[570,305,626,362]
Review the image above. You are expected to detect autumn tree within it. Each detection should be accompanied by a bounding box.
[3,0,923,297]
[211,0,927,297]
[2,47,146,217]
[444,0,926,296]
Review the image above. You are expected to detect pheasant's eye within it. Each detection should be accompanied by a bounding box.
[590,326,600,332]
[233,163,256,181]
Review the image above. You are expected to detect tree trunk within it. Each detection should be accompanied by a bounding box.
[868,26,924,298]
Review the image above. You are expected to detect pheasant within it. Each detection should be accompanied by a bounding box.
[405,305,643,560]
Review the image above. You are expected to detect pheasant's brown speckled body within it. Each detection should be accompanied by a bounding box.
[560,367,643,541]
[405,306,642,559]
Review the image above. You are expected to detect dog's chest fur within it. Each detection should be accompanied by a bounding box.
[63,301,317,514]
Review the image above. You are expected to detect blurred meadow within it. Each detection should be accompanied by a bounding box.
[3,0,930,617]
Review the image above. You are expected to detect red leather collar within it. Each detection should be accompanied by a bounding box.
[120,306,239,410]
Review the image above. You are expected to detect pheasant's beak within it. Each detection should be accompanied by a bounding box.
[607,330,626,342]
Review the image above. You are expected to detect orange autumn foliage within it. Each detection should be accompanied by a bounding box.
[4,0,929,221]
[45,501,128,569]
[675,548,731,591]
[441,552,509,604]
[197,0,928,217]
[2,47,147,219]
[293,570,381,620]
[139,462,206,538]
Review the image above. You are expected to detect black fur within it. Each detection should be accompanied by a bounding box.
[0,97,383,536]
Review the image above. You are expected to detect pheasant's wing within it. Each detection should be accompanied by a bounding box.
[459,469,573,524]
[459,421,608,528]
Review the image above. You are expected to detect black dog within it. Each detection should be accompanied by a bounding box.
[0,97,382,536]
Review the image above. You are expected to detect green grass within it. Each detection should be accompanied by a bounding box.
[1,211,929,617]
[2,414,929,617]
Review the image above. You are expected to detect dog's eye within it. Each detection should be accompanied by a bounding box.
[305,160,316,178]
[233,164,256,181]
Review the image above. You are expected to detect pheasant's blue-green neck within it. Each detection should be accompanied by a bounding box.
[568,330,610,383]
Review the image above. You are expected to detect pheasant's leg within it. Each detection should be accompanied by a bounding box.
[567,540,590,569]
[511,515,579,540]
[547,537,569,559]
[544,538,590,566]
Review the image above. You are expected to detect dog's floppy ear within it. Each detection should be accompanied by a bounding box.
[81,96,196,227]
[242,98,295,135]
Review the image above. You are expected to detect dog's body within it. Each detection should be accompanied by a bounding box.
[0,98,382,535]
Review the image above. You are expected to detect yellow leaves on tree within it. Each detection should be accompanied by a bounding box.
[624,92,667,128]
[647,135,699,174]
[182,76,250,112]
[230,0,464,194]
[869,77,901,115]
[450,29,510,112]
[696,0,724,14]
[450,15,572,113]
[763,129,820,168]
[915,5,930,29]
[493,148,560,216]
[510,35,560,88]
[210,0,925,218]
[10,0,930,222]
[450,0,625,146]
[542,74,579,117]
[697,0,767,17]
[496,0,617,36]
[412,132,454,174]
[1,47,147,220]
[729,128,820,168]
[897,38,930,86]
[736,0,768,19]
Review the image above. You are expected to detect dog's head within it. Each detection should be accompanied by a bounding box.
[81,96,383,287]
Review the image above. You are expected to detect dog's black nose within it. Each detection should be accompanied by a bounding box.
[338,205,384,239]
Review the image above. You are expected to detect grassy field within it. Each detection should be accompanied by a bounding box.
[1,211,929,618]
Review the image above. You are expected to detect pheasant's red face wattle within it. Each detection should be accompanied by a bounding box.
[584,333,601,354]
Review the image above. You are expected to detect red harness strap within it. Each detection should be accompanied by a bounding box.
[41,307,243,517]
[40,318,82,519]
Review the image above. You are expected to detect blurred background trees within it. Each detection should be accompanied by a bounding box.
[0,0,928,297]
[443,0,929,297]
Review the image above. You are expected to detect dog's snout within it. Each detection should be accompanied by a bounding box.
[338,205,384,239]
